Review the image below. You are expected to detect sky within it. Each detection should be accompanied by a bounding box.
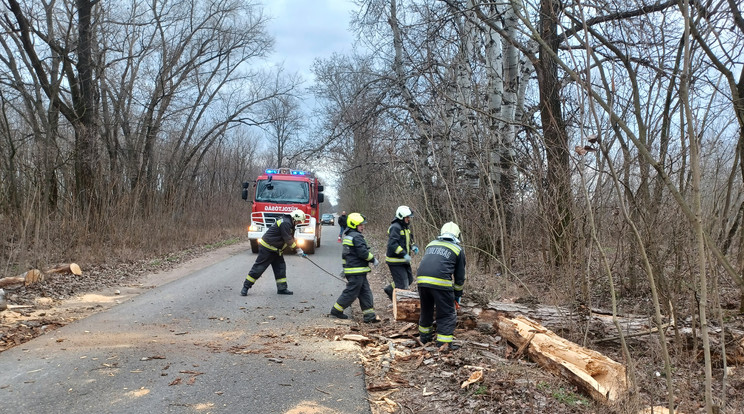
[259,0,358,207]
[261,0,357,83]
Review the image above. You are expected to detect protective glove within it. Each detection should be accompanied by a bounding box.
[372,257,380,266]
[454,290,463,303]
[296,248,306,257]
[412,244,419,254]
[403,254,411,263]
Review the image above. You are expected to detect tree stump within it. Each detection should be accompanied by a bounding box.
[392,289,421,323]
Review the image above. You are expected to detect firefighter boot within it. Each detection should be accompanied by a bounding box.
[419,333,432,344]
[277,288,294,295]
[436,341,461,351]
[383,285,393,301]
[240,280,252,296]
[330,307,349,319]
[363,313,381,323]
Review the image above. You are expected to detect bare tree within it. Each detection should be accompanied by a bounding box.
[259,92,304,168]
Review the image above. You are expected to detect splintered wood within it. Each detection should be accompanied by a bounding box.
[496,315,628,403]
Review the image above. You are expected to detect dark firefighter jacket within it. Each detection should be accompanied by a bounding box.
[416,236,466,293]
[342,229,374,275]
[259,215,297,255]
[385,219,414,264]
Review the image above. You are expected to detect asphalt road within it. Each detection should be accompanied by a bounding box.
[0,225,371,414]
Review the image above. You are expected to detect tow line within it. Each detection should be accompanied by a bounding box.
[302,255,347,284]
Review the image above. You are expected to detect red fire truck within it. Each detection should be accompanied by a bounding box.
[241,168,325,254]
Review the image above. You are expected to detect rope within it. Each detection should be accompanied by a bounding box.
[302,255,347,284]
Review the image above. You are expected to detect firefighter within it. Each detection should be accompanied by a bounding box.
[337,211,347,242]
[240,209,307,296]
[329,212,381,323]
[417,222,466,351]
[382,205,418,300]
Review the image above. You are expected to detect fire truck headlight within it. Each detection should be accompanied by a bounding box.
[249,224,261,232]
[299,227,315,234]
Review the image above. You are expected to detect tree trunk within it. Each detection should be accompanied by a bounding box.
[537,0,572,267]
[74,0,99,215]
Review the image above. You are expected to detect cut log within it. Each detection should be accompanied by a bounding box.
[0,264,81,291]
[0,277,25,289]
[24,269,43,285]
[495,315,627,403]
[392,289,420,323]
[0,269,43,289]
[44,263,82,276]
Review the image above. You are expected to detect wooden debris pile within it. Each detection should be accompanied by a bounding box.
[338,292,637,408]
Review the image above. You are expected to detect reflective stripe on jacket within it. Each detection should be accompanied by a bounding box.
[342,229,374,275]
[260,216,297,254]
[385,219,413,264]
[415,238,466,291]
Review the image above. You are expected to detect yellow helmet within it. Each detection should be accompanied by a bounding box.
[347,212,367,229]
[440,222,460,239]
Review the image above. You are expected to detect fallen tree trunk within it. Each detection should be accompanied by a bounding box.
[392,289,420,323]
[0,269,42,289]
[482,301,744,365]
[481,301,655,339]
[495,315,628,403]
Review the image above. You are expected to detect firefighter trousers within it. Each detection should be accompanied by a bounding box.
[385,263,413,290]
[333,273,375,317]
[245,246,289,291]
[418,286,457,343]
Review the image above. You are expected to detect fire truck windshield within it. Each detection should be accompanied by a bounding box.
[255,180,309,204]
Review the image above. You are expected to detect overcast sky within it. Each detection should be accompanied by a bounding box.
[259,1,359,206]
[261,0,357,83]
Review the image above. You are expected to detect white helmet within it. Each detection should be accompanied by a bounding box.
[395,205,413,220]
[290,209,305,223]
[440,222,461,239]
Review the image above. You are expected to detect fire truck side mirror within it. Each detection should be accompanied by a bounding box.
[318,185,324,192]
[241,182,250,201]
[318,193,325,203]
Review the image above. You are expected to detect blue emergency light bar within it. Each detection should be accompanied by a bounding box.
[264,168,307,176]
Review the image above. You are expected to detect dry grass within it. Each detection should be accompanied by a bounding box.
[1,199,247,276]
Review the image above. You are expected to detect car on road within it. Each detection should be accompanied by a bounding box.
[321,213,335,226]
